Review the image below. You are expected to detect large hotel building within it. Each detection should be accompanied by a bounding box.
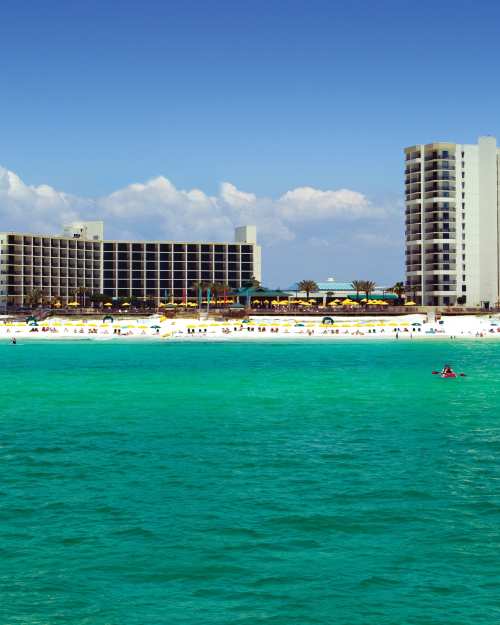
[0,222,261,309]
[405,136,500,307]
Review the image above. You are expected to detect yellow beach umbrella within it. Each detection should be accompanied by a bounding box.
[252,299,261,304]
[104,302,113,307]
[342,299,354,305]
[68,301,79,306]
[122,302,130,307]
[405,301,417,306]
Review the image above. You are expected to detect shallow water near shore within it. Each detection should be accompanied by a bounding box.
[1,340,500,624]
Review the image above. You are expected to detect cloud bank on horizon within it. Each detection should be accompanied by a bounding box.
[0,165,402,283]
[0,165,390,240]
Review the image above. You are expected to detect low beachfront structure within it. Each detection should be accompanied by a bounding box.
[0,222,261,310]
[286,279,397,304]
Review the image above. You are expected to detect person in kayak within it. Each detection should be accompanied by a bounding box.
[441,365,454,375]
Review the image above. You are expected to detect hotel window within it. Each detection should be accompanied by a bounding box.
[462,285,466,292]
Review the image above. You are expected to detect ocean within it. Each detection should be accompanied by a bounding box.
[1,339,500,624]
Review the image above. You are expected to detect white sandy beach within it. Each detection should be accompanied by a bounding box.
[1,313,500,341]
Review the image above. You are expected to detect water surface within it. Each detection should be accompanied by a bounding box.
[1,340,500,624]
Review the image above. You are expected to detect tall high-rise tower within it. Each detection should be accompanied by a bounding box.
[404,136,500,308]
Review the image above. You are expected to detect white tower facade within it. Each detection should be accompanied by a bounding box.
[405,136,500,308]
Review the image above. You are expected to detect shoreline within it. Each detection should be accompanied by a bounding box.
[1,312,499,343]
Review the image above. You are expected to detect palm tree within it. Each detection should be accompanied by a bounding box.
[218,282,231,305]
[242,275,261,288]
[73,286,93,308]
[389,281,405,305]
[298,279,319,300]
[351,280,363,302]
[24,288,42,309]
[361,280,376,305]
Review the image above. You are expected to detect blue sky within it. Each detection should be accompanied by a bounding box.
[1,0,500,285]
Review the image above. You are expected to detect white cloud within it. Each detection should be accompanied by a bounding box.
[353,231,400,247]
[306,236,330,247]
[0,166,388,245]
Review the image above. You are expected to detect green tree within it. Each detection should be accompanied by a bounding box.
[389,281,405,304]
[298,279,319,300]
[361,280,376,305]
[24,288,42,309]
[351,280,363,302]
[242,275,261,288]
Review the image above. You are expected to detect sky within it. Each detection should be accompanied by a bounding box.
[1,0,500,287]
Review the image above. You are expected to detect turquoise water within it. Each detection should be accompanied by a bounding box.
[1,339,500,624]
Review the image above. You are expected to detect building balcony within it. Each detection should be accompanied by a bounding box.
[406,233,422,242]
[424,153,455,162]
[424,263,457,272]
[424,245,456,254]
[424,174,456,183]
[424,216,456,224]
[405,205,421,215]
[405,192,422,201]
[424,282,457,290]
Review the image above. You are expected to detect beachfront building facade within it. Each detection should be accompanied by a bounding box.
[0,222,261,309]
[405,135,500,307]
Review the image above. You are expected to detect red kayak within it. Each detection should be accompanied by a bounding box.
[432,370,464,378]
